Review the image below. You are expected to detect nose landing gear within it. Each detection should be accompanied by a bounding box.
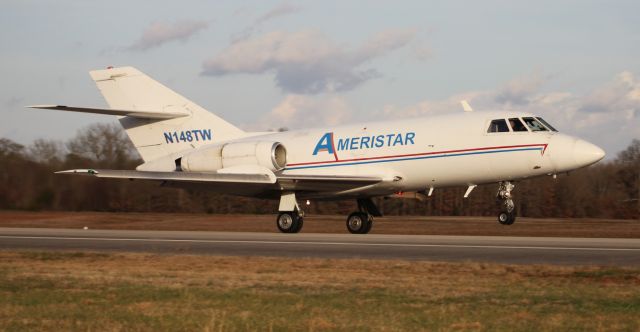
[496,181,516,225]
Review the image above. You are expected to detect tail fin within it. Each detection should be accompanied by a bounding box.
[89,66,244,162]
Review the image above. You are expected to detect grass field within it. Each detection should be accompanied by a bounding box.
[1,251,639,331]
[1,211,639,238]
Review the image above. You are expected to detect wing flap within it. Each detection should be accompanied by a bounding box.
[56,169,276,184]
[27,105,189,119]
[276,174,382,191]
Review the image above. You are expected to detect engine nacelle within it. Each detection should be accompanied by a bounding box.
[180,141,287,173]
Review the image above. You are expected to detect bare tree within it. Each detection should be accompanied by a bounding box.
[0,138,24,157]
[616,139,640,219]
[28,139,65,165]
[66,123,140,167]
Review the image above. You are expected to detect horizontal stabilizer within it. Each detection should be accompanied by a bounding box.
[27,105,189,119]
[56,169,276,184]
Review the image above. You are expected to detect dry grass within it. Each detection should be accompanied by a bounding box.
[0,251,639,331]
[1,211,640,238]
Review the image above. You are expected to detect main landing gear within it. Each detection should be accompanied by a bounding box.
[346,212,372,234]
[276,211,304,233]
[346,198,382,234]
[276,194,382,234]
[276,192,304,233]
[496,181,516,225]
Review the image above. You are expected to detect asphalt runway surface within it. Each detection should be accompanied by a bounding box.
[1,227,639,266]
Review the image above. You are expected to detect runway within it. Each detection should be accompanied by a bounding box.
[1,227,639,266]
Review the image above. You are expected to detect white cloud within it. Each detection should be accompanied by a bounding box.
[494,73,547,105]
[252,94,352,131]
[353,29,416,62]
[255,2,300,25]
[232,3,302,42]
[381,71,640,155]
[382,91,485,118]
[203,28,416,94]
[579,71,640,117]
[128,20,208,51]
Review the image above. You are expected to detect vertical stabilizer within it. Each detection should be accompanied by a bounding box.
[89,67,244,162]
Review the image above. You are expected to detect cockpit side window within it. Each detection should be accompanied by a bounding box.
[536,117,558,132]
[487,119,510,133]
[508,118,528,132]
[522,117,548,132]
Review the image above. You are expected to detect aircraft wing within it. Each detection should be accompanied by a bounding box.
[27,105,189,119]
[56,169,276,184]
[55,169,382,193]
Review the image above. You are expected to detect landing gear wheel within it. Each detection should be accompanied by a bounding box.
[496,181,516,226]
[498,211,516,225]
[361,217,373,234]
[291,216,304,233]
[346,212,373,234]
[277,212,303,233]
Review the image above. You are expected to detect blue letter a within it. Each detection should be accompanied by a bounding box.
[313,132,334,155]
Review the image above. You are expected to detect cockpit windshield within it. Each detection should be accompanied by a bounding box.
[487,119,510,133]
[487,117,559,134]
[522,117,548,132]
[508,118,528,132]
[535,117,558,132]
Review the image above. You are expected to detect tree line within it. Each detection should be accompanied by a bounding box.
[0,123,638,219]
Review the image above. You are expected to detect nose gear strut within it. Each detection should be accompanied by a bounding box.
[496,181,516,225]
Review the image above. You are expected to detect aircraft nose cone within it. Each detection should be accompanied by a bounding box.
[573,139,605,167]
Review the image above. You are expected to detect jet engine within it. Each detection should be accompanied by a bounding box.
[180,141,287,173]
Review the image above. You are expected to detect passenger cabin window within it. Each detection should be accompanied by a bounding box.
[522,117,548,132]
[508,118,528,132]
[536,117,558,132]
[487,119,509,133]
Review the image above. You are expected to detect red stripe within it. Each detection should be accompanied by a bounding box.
[286,144,546,167]
[330,132,339,161]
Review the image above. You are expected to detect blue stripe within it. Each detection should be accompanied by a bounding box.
[285,147,542,170]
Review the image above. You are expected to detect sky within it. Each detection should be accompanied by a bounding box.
[1,0,639,158]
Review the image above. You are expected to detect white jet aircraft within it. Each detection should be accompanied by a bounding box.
[30,67,605,234]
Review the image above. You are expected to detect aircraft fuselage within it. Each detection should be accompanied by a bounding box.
[230,110,603,199]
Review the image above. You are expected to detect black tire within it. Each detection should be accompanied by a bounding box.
[498,211,516,225]
[361,215,373,234]
[346,212,372,234]
[277,212,303,233]
[291,216,304,233]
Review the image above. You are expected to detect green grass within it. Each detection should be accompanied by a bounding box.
[0,251,639,331]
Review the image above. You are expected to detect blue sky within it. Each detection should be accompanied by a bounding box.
[1,0,638,157]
